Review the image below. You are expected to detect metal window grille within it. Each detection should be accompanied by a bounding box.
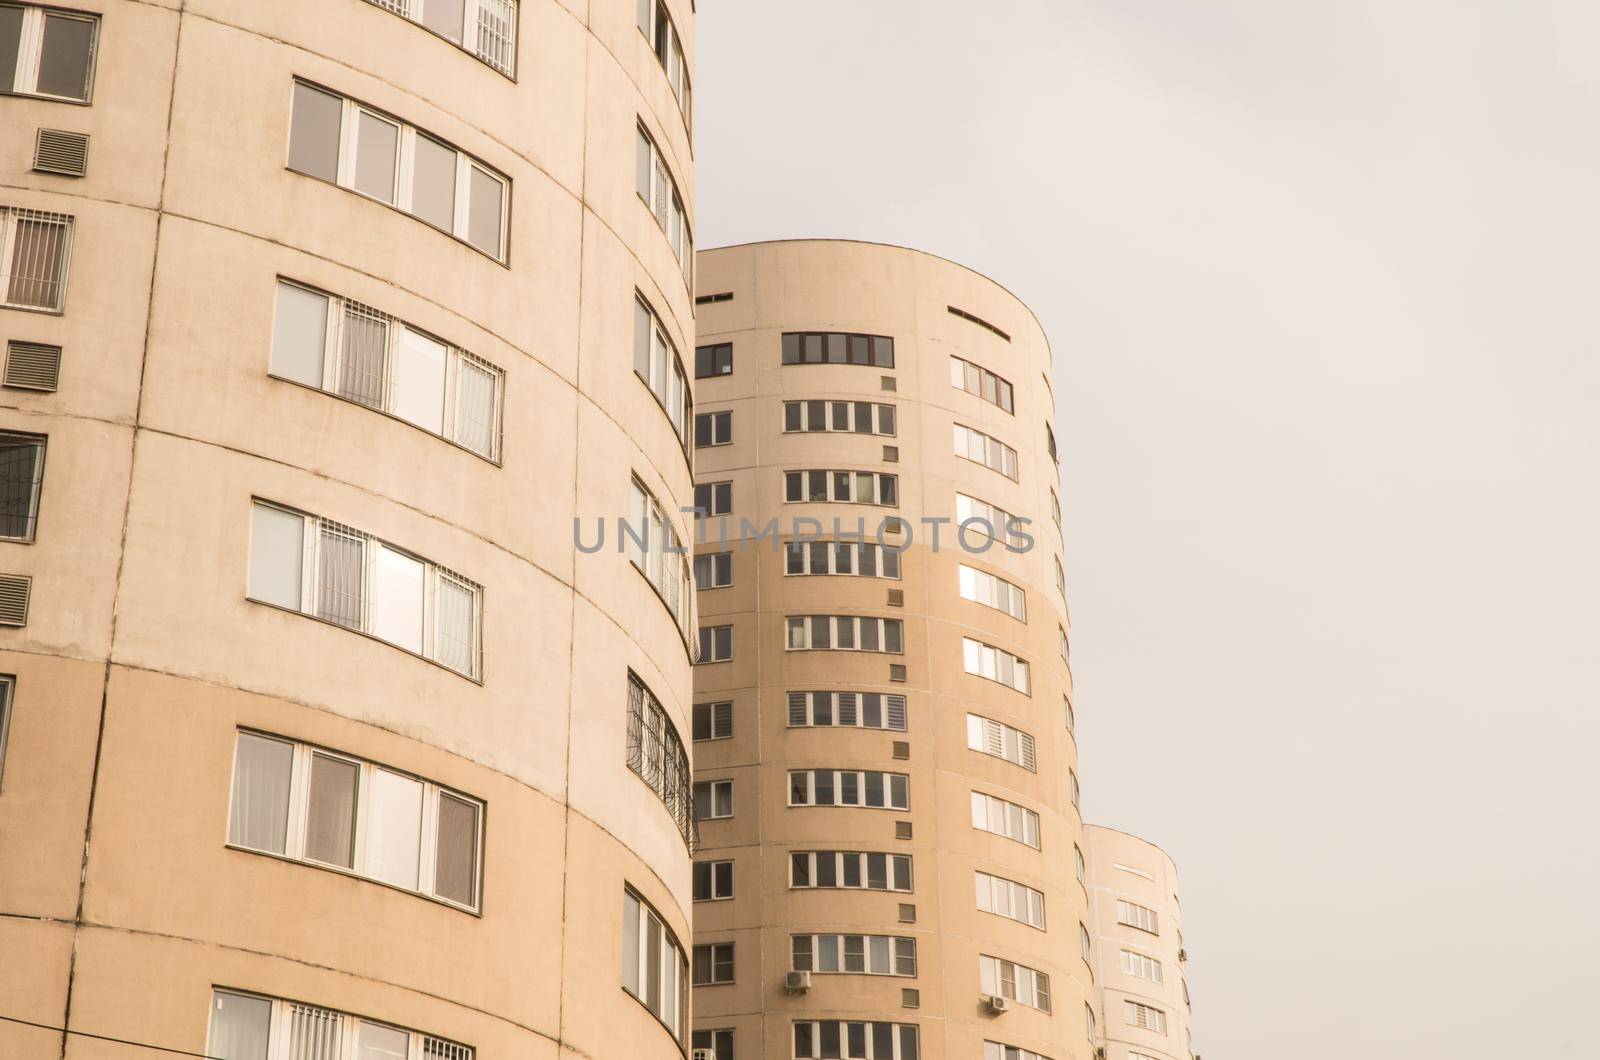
[2,208,74,311]
[336,301,391,411]
[3,340,62,391]
[476,0,516,76]
[451,351,501,460]
[423,1037,474,1060]
[373,0,409,13]
[315,518,367,630]
[626,671,697,852]
[0,435,45,541]
[0,574,31,627]
[434,569,481,679]
[287,1003,341,1060]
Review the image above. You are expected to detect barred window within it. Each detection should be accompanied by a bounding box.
[975,870,1045,929]
[966,714,1036,771]
[791,850,912,892]
[625,671,695,851]
[953,423,1019,480]
[634,293,692,450]
[785,540,900,579]
[247,500,482,679]
[791,934,916,977]
[786,615,903,654]
[950,355,1014,413]
[788,769,908,810]
[792,1021,919,1060]
[362,0,516,77]
[208,989,472,1060]
[0,432,45,542]
[635,122,693,285]
[782,400,896,436]
[979,954,1051,1012]
[0,207,73,312]
[962,638,1030,694]
[781,331,894,368]
[786,691,906,731]
[272,279,503,460]
[0,5,98,101]
[783,468,898,506]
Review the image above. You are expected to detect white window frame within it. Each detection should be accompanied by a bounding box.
[970,790,1041,849]
[2,5,98,101]
[362,0,518,77]
[0,206,74,313]
[693,779,733,820]
[694,410,732,448]
[785,615,904,654]
[626,478,693,639]
[954,492,1028,551]
[962,637,1031,695]
[289,80,509,262]
[785,539,901,579]
[1116,898,1160,934]
[696,624,732,663]
[691,699,733,741]
[783,399,898,436]
[791,850,914,893]
[207,989,473,1060]
[1121,948,1164,984]
[271,278,505,461]
[791,934,917,977]
[622,888,688,1041]
[966,714,1037,771]
[979,954,1051,1012]
[786,690,907,731]
[693,551,732,589]
[953,423,1019,480]
[694,481,733,517]
[692,859,734,901]
[792,1021,919,1060]
[634,292,692,452]
[788,769,909,810]
[247,500,483,680]
[974,870,1045,930]
[784,469,899,507]
[958,564,1026,621]
[781,331,896,368]
[692,941,736,985]
[1069,769,1080,810]
[1125,1001,1168,1035]
[982,1043,1051,1060]
[950,355,1015,414]
[634,121,693,286]
[0,675,13,790]
[635,0,692,134]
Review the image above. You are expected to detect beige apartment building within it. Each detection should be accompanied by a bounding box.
[688,240,1095,1060]
[1083,827,1195,1060]
[1,1,701,1058]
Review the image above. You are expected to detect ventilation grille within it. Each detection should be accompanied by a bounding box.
[898,903,917,924]
[882,445,899,463]
[880,375,897,392]
[5,341,62,392]
[894,820,913,840]
[889,663,907,683]
[900,988,921,1008]
[887,589,904,608]
[891,740,910,760]
[694,291,734,305]
[33,129,89,178]
[0,574,31,627]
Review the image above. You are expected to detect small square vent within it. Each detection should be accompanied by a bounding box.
[34,129,89,178]
[891,740,910,760]
[894,820,913,840]
[882,445,899,463]
[887,588,904,607]
[901,987,920,1008]
[5,341,62,392]
[0,574,33,627]
[898,903,917,924]
[889,663,907,683]
[880,375,897,392]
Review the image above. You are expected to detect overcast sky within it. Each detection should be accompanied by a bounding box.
[693,2,1599,1056]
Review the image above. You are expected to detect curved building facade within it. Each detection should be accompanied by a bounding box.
[689,241,1088,1060]
[0,1,697,1058]
[1084,826,1195,1060]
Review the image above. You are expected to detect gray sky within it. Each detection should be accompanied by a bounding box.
[693,2,1600,1056]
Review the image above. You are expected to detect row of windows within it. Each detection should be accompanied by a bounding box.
[634,293,692,451]
[787,690,907,731]
[785,540,901,579]
[979,953,1050,1012]
[783,468,899,506]
[364,0,516,77]
[1122,947,1164,983]
[983,1043,1049,1060]
[974,870,1045,930]
[622,887,689,1041]
[793,1021,919,1060]
[785,614,905,654]
[784,399,897,436]
[624,478,693,638]
[951,355,1015,413]
[958,563,1026,620]
[781,331,895,368]
[954,423,1019,480]
[208,988,470,1060]
[791,849,913,892]
[966,713,1037,771]
[1127,1000,1169,1034]
[636,0,692,131]
[288,81,508,262]
[1117,897,1161,934]
[0,205,71,312]
[635,123,693,283]
[272,279,503,461]
[963,637,1031,694]
[792,933,917,977]
[248,500,482,680]
[788,768,910,810]
[0,4,96,102]
[956,493,1029,551]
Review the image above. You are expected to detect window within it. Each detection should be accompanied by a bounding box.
[693,942,735,985]
[693,860,733,901]
[625,479,693,637]
[288,81,508,261]
[1046,422,1058,464]
[791,851,912,892]
[207,990,472,1060]
[962,638,1030,694]
[1080,923,1093,964]
[1121,949,1163,983]
[632,294,691,450]
[634,122,692,284]
[1125,1001,1167,1034]
[793,1022,919,1060]
[1116,899,1159,934]
[1050,487,1061,528]
[0,206,72,312]
[1069,770,1080,810]
[695,342,732,378]
[0,675,11,788]
[1055,556,1067,599]
[227,731,481,910]
[361,0,516,77]
[982,1043,1050,1060]
[791,934,915,977]
[0,432,45,541]
[693,552,732,589]
[1085,1005,1098,1045]
[0,5,97,101]
[788,769,909,810]
[786,691,906,731]
[966,714,1036,771]
[784,469,898,507]
[954,493,1028,552]
[625,671,694,850]
[958,565,1025,620]
[781,331,894,368]
[692,779,732,820]
[622,888,688,1041]
[979,955,1050,1012]
[950,355,1014,413]
[247,501,482,679]
[970,791,1040,848]
[636,0,691,131]
[1064,696,1075,735]
[1074,845,1085,885]
[974,871,1045,929]
[785,540,901,579]
[953,424,1018,480]
[692,700,732,741]
[785,615,904,654]
[1058,625,1069,662]
[696,625,732,663]
[694,411,731,447]
[271,279,503,460]
[782,400,896,436]
[694,481,732,516]
[693,1030,734,1060]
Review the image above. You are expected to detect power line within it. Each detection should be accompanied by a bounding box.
[0,1013,221,1058]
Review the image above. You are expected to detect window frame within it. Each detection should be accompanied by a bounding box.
[785,614,905,654]
[634,291,693,458]
[693,551,733,589]
[974,870,1046,930]
[788,769,909,811]
[961,637,1031,695]
[957,564,1026,621]
[791,933,917,977]
[965,713,1037,772]
[782,399,897,436]
[783,469,899,507]
[0,675,12,790]
[785,690,907,732]
[0,205,74,313]
[780,331,895,368]
[953,423,1020,481]
[693,409,732,448]
[635,0,693,136]
[695,342,733,379]
[692,778,733,820]
[792,1020,919,1060]
[625,670,695,851]
[626,478,695,646]
[784,539,901,580]
[0,4,98,103]
[207,988,474,1060]
[691,699,733,742]
[692,859,734,902]
[360,0,519,79]
[970,790,1041,849]
[634,120,693,288]
[695,624,732,663]
[791,850,914,893]
[0,430,46,542]
[979,954,1052,1013]
[949,355,1015,414]
[622,887,689,1043]
[693,481,733,517]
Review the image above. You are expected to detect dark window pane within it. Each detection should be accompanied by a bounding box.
[792,851,809,886]
[411,134,458,231]
[784,402,801,431]
[863,772,883,807]
[434,793,480,906]
[36,14,95,100]
[304,753,358,868]
[873,1024,894,1059]
[848,334,869,365]
[0,438,43,540]
[813,770,833,805]
[468,166,505,258]
[872,336,894,367]
[782,333,800,364]
[825,333,846,363]
[0,8,24,93]
[815,853,836,887]
[289,83,344,182]
[841,854,860,888]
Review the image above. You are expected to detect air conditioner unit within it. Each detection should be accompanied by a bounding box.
[785,970,812,993]
[1094,1049,1107,1060]
[1178,948,1189,962]
[983,994,1011,1014]
[692,1051,715,1060]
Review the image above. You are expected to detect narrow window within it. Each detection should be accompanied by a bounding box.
[304,753,359,868]
[0,432,45,541]
[434,791,481,907]
[248,502,305,611]
[288,82,344,182]
[208,991,273,1060]
[365,768,424,889]
[228,732,294,855]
